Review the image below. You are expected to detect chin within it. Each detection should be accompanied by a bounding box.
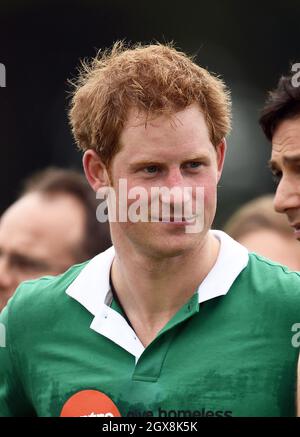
[143,236,201,259]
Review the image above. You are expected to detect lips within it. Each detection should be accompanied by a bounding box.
[152,215,197,223]
[289,222,300,238]
[290,222,300,230]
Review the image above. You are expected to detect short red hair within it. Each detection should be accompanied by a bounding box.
[69,41,231,167]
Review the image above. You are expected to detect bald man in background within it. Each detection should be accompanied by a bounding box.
[0,168,111,311]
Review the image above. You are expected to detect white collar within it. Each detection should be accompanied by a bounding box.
[66,230,248,360]
[197,230,249,303]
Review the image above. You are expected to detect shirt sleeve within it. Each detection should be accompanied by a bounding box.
[0,300,34,416]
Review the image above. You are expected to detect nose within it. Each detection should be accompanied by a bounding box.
[159,168,193,211]
[274,176,300,214]
[163,167,185,189]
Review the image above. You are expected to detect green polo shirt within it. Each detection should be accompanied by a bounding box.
[0,230,300,417]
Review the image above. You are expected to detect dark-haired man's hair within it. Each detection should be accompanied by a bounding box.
[259,73,300,141]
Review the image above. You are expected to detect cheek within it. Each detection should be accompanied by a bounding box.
[195,172,217,199]
[204,183,217,199]
[115,180,152,209]
[200,179,217,215]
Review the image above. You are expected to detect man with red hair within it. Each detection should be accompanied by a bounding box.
[1,42,300,417]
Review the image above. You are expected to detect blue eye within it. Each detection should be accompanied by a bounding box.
[185,162,202,169]
[144,166,158,174]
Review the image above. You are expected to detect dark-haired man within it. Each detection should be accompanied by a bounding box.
[259,68,300,414]
[260,71,300,239]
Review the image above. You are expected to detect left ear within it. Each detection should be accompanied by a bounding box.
[215,138,227,182]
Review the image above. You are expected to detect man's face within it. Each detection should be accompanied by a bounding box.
[107,104,225,257]
[270,116,300,239]
[0,192,85,311]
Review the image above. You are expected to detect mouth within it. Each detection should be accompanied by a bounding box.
[152,215,197,223]
[290,223,300,237]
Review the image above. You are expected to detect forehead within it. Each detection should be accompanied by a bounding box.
[271,117,300,158]
[0,192,85,256]
[118,104,213,161]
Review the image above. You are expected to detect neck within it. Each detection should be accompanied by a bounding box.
[110,231,220,346]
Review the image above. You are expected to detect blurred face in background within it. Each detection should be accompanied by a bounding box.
[0,192,86,311]
[270,117,300,239]
[238,228,300,271]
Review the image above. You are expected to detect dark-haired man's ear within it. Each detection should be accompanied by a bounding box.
[83,150,111,192]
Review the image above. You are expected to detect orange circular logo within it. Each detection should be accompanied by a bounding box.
[60,390,121,417]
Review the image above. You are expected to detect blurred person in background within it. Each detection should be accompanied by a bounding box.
[0,167,111,311]
[224,194,300,271]
[259,71,300,240]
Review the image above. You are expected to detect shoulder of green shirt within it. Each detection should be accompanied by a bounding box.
[246,252,300,302]
[248,251,300,280]
[0,260,90,416]
[0,260,89,339]
[2,251,300,331]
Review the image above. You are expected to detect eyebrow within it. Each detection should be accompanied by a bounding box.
[129,155,210,168]
[129,160,162,168]
[268,154,300,169]
[10,253,51,270]
[268,160,279,171]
